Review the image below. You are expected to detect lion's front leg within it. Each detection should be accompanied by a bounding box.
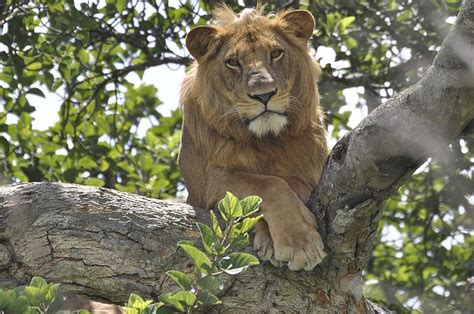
[205,168,326,271]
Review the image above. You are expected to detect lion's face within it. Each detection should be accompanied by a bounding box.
[185,8,320,138]
[217,24,291,137]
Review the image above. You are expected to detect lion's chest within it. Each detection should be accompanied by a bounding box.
[213,137,317,183]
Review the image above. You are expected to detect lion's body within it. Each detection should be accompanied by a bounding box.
[180,80,327,207]
[179,7,328,270]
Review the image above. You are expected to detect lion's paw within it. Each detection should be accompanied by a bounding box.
[272,221,326,271]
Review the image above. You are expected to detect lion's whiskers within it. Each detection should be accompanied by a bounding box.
[234,101,255,108]
[220,107,241,123]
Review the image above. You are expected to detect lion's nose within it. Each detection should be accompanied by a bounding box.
[249,89,276,105]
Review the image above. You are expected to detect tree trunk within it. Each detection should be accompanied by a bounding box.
[0,0,473,312]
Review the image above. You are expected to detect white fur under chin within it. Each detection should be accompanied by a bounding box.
[248,114,288,137]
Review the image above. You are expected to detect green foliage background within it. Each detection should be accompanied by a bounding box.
[0,0,472,312]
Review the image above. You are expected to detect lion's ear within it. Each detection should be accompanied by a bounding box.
[280,10,315,42]
[186,25,218,61]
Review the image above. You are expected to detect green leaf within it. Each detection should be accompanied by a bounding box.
[27,87,45,98]
[116,0,126,12]
[345,36,358,49]
[77,156,98,169]
[338,16,355,33]
[26,62,43,71]
[152,303,174,314]
[123,308,139,314]
[63,168,78,182]
[217,199,230,222]
[240,196,262,217]
[139,154,154,171]
[177,240,193,246]
[144,303,170,314]
[78,49,89,64]
[236,216,262,234]
[210,211,223,238]
[171,291,196,307]
[178,242,212,274]
[230,233,249,249]
[325,13,337,30]
[452,244,472,261]
[47,285,64,313]
[166,271,192,291]
[196,290,221,306]
[158,293,185,312]
[59,62,70,80]
[44,283,60,302]
[218,252,259,275]
[6,295,29,313]
[127,293,146,308]
[51,78,63,91]
[0,73,12,84]
[23,286,45,306]
[84,177,105,187]
[196,275,221,294]
[227,224,239,239]
[30,276,48,289]
[422,266,437,280]
[218,192,241,221]
[20,112,32,127]
[214,241,225,255]
[79,17,99,29]
[196,222,215,254]
[0,290,16,308]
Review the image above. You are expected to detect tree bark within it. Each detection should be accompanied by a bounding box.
[1,1,473,312]
[0,182,380,312]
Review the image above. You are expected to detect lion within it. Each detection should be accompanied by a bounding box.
[179,6,328,271]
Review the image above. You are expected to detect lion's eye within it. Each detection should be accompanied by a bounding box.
[226,58,240,68]
[270,49,284,60]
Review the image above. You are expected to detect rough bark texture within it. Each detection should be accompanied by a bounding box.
[0,182,377,313]
[0,184,200,300]
[1,1,473,312]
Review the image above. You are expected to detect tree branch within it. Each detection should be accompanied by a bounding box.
[309,0,474,282]
[0,183,382,313]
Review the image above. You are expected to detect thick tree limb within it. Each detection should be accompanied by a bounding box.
[309,0,474,283]
[0,183,378,312]
[0,183,200,300]
[0,1,473,312]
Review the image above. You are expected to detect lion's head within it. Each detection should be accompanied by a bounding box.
[182,7,321,139]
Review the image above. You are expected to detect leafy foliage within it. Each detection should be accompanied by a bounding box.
[0,276,82,314]
[366,140,474,313]
[0,0,186,197]
[122,193,262,313]
[0,0,471,312]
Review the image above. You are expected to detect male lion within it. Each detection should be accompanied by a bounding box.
[179,7,328,271]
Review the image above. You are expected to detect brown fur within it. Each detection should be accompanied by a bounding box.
[179,6,328,270]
